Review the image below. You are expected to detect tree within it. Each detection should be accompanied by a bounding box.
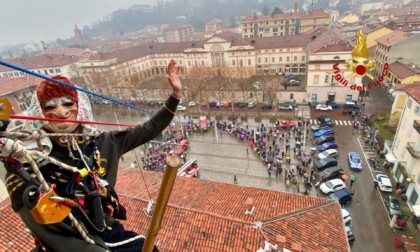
[271,7,283,15]
[336,0,351,15]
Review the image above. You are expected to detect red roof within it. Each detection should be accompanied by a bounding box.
[396,84,420,103]
[315,40,353,53]
[0,168,349,252]
[0,76,38,96]
[389,61,420,79]
[0,54,82,72]
[375,30,410,46]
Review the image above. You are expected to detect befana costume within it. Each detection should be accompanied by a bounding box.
[3,76,178,251]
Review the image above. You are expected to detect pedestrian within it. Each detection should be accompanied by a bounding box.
[267,166,272,178]
[374,180,379,190]
[234,175,238,184]
[350,174,356,187]
[246,148,249,156]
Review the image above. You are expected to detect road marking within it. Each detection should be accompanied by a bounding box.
[343,121,348,126]
[355,133,394,232]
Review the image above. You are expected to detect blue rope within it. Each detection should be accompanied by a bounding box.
[0,60,153,115]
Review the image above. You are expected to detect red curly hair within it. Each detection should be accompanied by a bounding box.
[36,75,78,106]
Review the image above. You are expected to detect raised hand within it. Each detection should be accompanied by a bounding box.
[167,59,182,99]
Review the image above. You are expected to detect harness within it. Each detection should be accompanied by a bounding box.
[0,130,143,250]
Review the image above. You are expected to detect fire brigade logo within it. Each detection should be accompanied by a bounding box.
[345,30,376,79]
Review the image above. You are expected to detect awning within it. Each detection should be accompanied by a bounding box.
[385,153,397,163]
[328,92,336,95]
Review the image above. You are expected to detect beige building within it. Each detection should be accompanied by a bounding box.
[387,84,420,212]
[205,18,222,32]
[360,23,393,49]
[164,24,195,42]
[374,31,420,81]
[306,40,361,104]
[241,9,330,38]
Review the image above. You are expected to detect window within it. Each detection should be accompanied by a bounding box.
[301,56,305,61]
[415,105,420,116]
[401,148,406,158]
[272,57,275,63]
[286,56,290,62]
[265,58,268,63]
[279,57,282,62]
[395,139,400,149]
[407,99,412,108]
[294,56,297,61]
[325,75,329,83]
[408,126,413,138]
[314,75,319,84]
[232,60,235,66]
[402,118,407,129]
[258,58,261,63]
[290,93,294,99]
[410,190,419,205]
[248,59,252,65]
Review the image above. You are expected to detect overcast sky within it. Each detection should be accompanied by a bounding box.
[1,0,155,47]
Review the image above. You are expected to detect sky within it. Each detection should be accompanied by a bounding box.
[0,0,156,48]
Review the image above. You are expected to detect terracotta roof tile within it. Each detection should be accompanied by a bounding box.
[0,168,349,251]
[0,54,83,72]
[375,30,410,46]
[315,40,353,53]
[389,61,420,79]
[396,84,420,103]
[0,75,38,96]
[246,34,314,49]
[361,23,387,34]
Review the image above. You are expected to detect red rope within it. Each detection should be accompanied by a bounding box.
[10,115,136,127]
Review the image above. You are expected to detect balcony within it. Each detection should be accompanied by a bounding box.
[407,142,420,159]
[414,120,420,134]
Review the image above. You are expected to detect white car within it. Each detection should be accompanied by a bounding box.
[319,179,346,194]
[316,149,339,160]
[187,101,197,107]
[341,209,352,224]
[177,105,186,111]
[247,102,256,108]
[316,104,332,111]
[375,174,393,192]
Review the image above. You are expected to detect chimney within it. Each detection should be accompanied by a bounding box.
[245,197,255,214]
[292,243,302,252]
[294,2,298,13]
[276,235,286,249]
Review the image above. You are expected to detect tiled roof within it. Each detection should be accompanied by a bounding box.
[246,34,314,49]
[368,45,377,57]
[389,61,420,79]
[375,30,410,46]
[307,29,348,53]
[242,12,303,22]
[396,84,420,103]
[302,27,330,36]
[0,76,39,96]
[0,168,349,252]
[315,40,353,53]
[361,23,387,34]
[361,9,390,16]
[300,9,330,18]
[0,54,82,72]
[216,32,250,47]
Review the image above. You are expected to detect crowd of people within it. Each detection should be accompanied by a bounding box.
[215,119,326,193]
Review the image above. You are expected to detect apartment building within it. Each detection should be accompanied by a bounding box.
[164,24,195,42]
[388,84,420,211]
[205,18,222,32]
[241,9,330,38]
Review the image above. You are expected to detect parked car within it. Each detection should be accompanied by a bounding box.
[348,152,362,170]
[316,104,332,111]
[341,209,352,224]
[247,102,257,108]
[289,79,300,86]
[310,124,330,132]
[314,127,334,137]
[309,101,320,108]
[329,102,341,109]
[223,101,232,108]
[208,101,220,108]
[318,115,335,127]
[278,119,296,129]
[313,157,338,171]
[317,149,339,160]
[318,142,338,152]
[261,103,273,110]
[318,167,344,181]
[343,102,360,115]
[327,188,353,205]
[177,105,186,111]
[234,102,247,108]
[319,179,346,194]
[101,100,111,105]
[252,81,261,89]
[345,226,355,245]
[315,134,335,145]
[279,104,293,110]
[188,101,197,107]
[280,102,297,108]
[375,174,393,192]
[384,195,403,217]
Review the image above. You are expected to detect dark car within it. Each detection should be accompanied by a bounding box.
[318,115,335,127]
[261,103,273,110]
[327,188,352,205]
[313,157,339,171]
[346,226,355,245]
[329,102,341,109]
[384,195,403,217]
[343,103,360,115]
[318,142,338,152]
[309,101,320,108]
[314,127,334,137]
[318,167,344,181]
[234,102,247,108]
[208,101,221,108]
[315,134,335,145]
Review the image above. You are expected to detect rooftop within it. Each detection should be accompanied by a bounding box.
[389,61,420,79]
[375,30,410,46]
[0,54,83,72]
[396,84,420,103]
[0,168,349,251]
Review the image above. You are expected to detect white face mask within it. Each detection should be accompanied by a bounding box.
[41,96,79,133]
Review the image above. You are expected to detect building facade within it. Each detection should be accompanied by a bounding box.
[164,24,195,42]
